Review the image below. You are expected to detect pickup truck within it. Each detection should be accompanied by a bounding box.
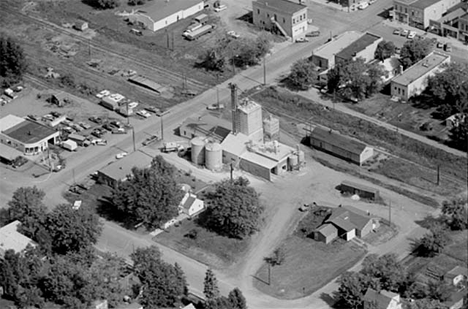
[162,142,184,153]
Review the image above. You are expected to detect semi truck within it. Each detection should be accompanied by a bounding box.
[184,24,215,41]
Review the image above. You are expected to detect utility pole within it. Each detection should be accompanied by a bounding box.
[171,31,174,51]
[436,165,440,185]
[216,86,220,106]
[166,29,170,50]
[132,128,136,152]
[389,200,392,225]
[263,57,267,85]
[126,101,130,125]
[230,163,233,182]
[160,115,164,140]
[268,262,271,286]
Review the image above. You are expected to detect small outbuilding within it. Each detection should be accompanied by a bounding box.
[444,266,468,286]
[313,223,338,244]
[339,180,380,200]
[74,20,89,31]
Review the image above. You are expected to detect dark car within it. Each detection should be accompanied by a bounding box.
[102,123,113,131]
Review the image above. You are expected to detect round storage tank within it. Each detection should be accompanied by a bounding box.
[289,154,299,167]
[298,150,305,164]
[191,137,206,165]
[205,142,223,171]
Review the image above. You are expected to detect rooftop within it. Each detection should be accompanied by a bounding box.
[136,0,203,22]
[181,115,232,142]
[460,13,468,21]
[309,127,369,155]
[248,140,294,162]
[412,0,442,9]
[241,151,278,169]
[446,266,468,277]
[341,180,380,194]
[221,132,250,157]
[326,205,374,231]
[0,144,22,161]
[313,31,364,59]
[392,52,450,86]
[335,33,382,61]
[128,75,167,94]
[363,288,399,308]
[254,0,307,14]
[316,223,338,237]
[237,98,262,114]
[181,193,198,210]
[99,151,153,181]
[0,220,36,257]
[2,116,58,145]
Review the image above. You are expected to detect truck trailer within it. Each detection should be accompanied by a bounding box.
[184,24,215,41]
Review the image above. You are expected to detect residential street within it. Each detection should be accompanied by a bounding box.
[0,1,464,308]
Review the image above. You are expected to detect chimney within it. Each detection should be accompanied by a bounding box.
[230,83,239,134]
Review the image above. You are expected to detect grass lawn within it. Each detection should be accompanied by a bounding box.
[155,219,250,269]
[254,235,366,300]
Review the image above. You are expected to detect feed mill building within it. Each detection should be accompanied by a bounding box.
[0,114,60,156]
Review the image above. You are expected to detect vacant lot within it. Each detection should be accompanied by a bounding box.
[254,235,366,299]
[251,87,467,201]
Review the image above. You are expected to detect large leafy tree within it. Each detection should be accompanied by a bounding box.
[205,296,233,309]
[337,271,372,309]
[7,186,48,239]
[449,117,468,151]
[442,197,468,230]
[0,247,44,308]
[131,246,187,308]
[375,40,396,62]
[288,58,319,90]
[427,279,452,302]
[46,203,102,255]
[111,156,183,229]
[204,268,220,300]
[400,38,432,69]
[228,288,247,309]
[0,35,28,87]
[406,299,448,309]
[361,254,405,292]
[415,224,449,257]
[204,177,263,239]
[95,0,120,9]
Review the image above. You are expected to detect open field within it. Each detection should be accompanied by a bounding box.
[250,87,467,201]
[253,235,366,300]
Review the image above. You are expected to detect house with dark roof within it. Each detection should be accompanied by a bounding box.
[97,151,153,187]
[308,127,374,165]
[324,205,379,241]
[363,288,402,309]
[335,33,383,64]
[128,0,204,32]
[252,0,308,40]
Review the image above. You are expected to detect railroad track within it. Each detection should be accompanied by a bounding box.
[1,5,208,92]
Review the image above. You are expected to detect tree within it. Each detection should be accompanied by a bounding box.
[46,203,102,255]
[205,296,233,309]
[265,247,286,266]
[0,35,28,87]
[400,39,432,69]
[200,48,226,72]
[405,298,448,309]
[228,288,247,309]
[375,40,396,62]
[128,0,145,4]
[204,268,220,300]
[95,0,120,9]
[337,271,371,309]
[361,254,405,292]
[131,246,188,308]
[415,225,449,257]
[427,279,452,302]
[449,117,468,151]
[7,186,48,239]
[288,58,318,90]
[442,197,468,230]
[111,156,183,229]
[204,177,263,239]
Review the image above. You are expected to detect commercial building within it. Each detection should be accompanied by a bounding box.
[390,51,450,101]
[308,127,374,165]
[97,151,153,187]
[252,0,308,40]
[179,115,231,143]
[393,0,462,29]
[128,0,204,32]
[0,221,37,257]
[311,31,364,70]
[335,32,383,64]
[459,13,468,43]
[428,5,468,39]
[0,114,60,156]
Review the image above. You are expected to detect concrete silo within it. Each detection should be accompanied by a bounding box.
[191,137,206,166]
[205,142,223,171]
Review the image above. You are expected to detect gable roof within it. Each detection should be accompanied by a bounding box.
[326,206,373,232]
[336,33,381,61]
[182,194,197,210]
[0,220,36,257]
[341,180,380,194]
[446,266,468,278]
[391,52,450,86]
[364,288,399,309]
[309,127,368,155]
[254,0,307,15]
[316,223,338,237]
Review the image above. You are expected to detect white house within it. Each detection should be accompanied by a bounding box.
[179,193,205,217]
[0,220,37,257]
[129,0,204,32]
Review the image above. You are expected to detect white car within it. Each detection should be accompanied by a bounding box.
[116,152,128,159]
[214,4,227,12]
[407,31,417,39]
[96,90,110,99]
[227,30,240,39]
[137,110,151,118]
[358,2,369,9]
[128,101,139,109]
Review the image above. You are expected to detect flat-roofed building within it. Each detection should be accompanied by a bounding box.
[128,0,204,32]
[179,115,231,143]
[0,220,36,257]
[335,33,383,64]
[393,0,462,29]
[252,0,308,40]
[459,13,468,43]
[311,31,364,70]
[391,51,450,101]
[0,114,59,155]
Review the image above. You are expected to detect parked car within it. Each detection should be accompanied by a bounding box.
[112,127,127,134]
[136,110,151,118]
[102,123,113,131]
[295,37,309,43]
[444,43,452,52]
[437,41,444,48]
[79,122,92,130]
[395,47,401,54]
[393,29,401,35]
[143,135,160,146]
[206,104,220,110]
[110,120,123,128]
[89,116,103,124]
[50,111,62,118]
[145,106,161,114]
[407,31,416,39]
[116,152,128,159]
[400,29,409,37]
[227,30,240,39]
[95,90,110,99]
[358,2,369,9]
[306,30,320,37]
[214,4,227,12]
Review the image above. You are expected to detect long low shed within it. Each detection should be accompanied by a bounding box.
[339,180,380,200]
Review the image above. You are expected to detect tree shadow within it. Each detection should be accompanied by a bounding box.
[95,196,137,230]
[414,214,444,230]
[237,12,253,24]
[411,93,435,110]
